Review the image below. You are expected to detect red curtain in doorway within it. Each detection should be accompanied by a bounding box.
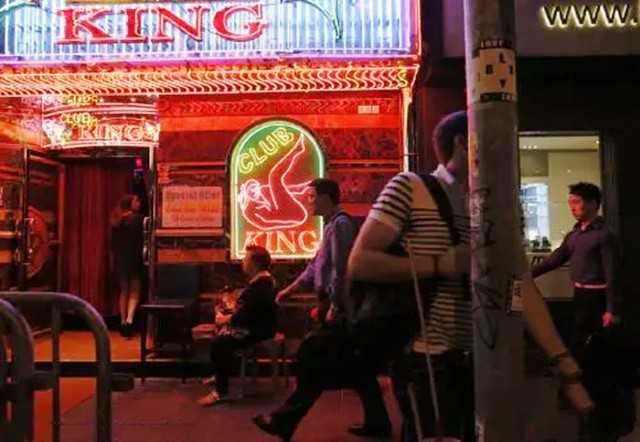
[63,160,133,316]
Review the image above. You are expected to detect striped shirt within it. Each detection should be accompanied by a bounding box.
[368,167,472,353]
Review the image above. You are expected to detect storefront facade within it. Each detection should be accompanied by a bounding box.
[422,0,640,317]
[0,0,423,315]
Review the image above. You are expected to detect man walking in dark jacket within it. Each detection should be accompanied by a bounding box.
[254,178,392,441]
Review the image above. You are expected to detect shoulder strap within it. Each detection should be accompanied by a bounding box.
[334,211,351,222]
[419,174,461,245]
[334,211,359,231]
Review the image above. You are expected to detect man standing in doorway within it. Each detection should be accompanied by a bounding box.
[532,182,621,361]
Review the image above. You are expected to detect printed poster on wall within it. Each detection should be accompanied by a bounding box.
[162,186,222,228]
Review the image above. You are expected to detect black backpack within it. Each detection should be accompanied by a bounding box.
[349,174,462,358]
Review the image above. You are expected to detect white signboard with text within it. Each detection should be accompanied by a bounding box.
[162,186,222,228]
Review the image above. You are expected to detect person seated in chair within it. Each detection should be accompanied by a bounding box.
[197,245,277,406]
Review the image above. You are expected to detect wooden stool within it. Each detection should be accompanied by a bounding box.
[235,335,284,398]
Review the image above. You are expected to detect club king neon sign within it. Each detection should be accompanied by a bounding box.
[41,95,159,150]
[230,120,325,260]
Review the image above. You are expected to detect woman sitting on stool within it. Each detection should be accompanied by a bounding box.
[198,245,277,406]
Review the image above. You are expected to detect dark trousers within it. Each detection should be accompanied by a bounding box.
[572,287,607,364]
[574,288,636,441]
[209,334,254,395]
[269,323,390,436]
[391,350,474,442]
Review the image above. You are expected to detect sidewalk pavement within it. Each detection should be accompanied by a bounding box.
[56,375,640,442]
[59,377,400,442]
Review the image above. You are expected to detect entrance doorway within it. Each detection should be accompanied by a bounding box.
[519,133,602,251]
[518,132,612,303]
[61,156,149,318]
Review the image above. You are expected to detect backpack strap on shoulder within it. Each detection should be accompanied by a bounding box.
[334,210,360,232]
[419,174,461,245]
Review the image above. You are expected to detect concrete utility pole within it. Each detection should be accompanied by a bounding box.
[463,1,524,441]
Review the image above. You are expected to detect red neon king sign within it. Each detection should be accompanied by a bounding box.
[56,4,267,44]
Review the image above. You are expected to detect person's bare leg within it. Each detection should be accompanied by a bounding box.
[522,274,594,412]
[119,279,129,326]
[126,278,141,325]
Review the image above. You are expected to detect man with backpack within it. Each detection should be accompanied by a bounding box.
[347,111,594,441]
[347,111,473,441]
[254,178,392,441]
[274,178,355,323]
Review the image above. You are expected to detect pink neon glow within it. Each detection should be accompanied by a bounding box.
[238,134,311,231]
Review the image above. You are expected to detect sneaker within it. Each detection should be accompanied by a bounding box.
[197,390,229,407]
[201,375,217,386]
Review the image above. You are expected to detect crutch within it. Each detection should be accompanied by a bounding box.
[407,240,444,442]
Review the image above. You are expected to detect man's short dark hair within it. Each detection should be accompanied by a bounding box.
[569,182,601,209]
[310,178,340,205]
[433,111,468,165]
[245,245,271,271]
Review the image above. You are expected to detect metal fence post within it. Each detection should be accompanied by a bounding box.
[0,298,35,442]
[0,292,117,442]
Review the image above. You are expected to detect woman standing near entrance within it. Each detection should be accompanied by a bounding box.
[110,194,144,337]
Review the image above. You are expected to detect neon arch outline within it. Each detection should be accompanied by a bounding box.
[230,119,325,260]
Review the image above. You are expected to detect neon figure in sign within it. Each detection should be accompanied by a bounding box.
[231,120,325,260]
[238,134,311,231]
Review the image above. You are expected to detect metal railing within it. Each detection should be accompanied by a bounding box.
[0,298,36,442]
[0,291,134,442]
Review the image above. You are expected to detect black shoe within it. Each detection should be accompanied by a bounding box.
[122,323,135,338]
[348,424,392,439]
[253,415,292,442]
